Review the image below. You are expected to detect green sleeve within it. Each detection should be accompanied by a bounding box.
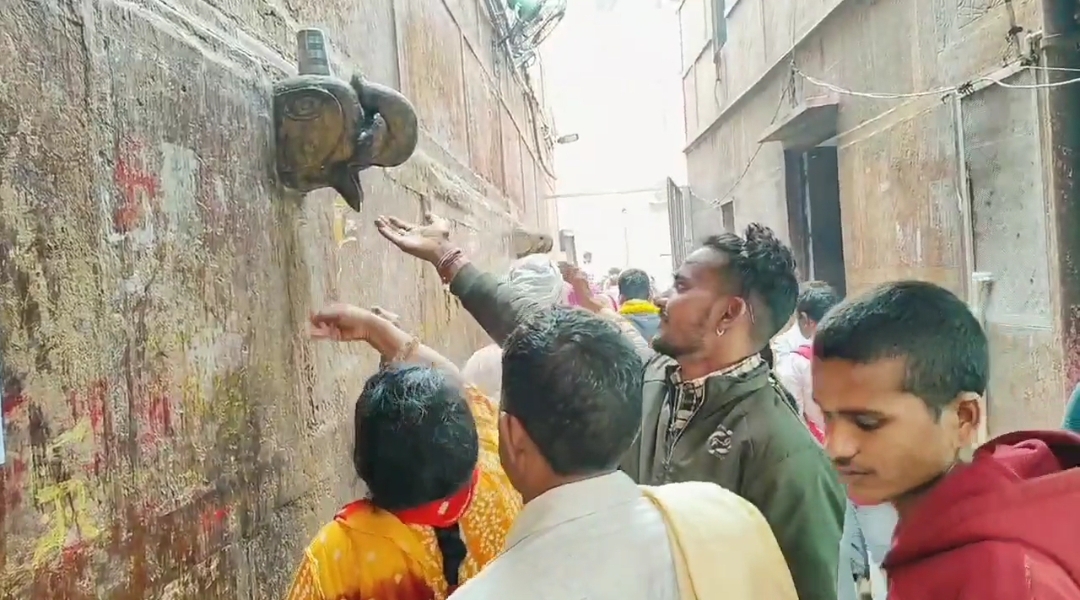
[743,449,845,600]
[448,263,541,347]
[1065,383,1080,433]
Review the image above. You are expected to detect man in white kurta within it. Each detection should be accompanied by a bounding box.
[451,471,680,600]
[369,216,797,600]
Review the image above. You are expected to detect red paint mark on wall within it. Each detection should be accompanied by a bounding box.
[1,457,28,508]
[200,505,231,536]
[2,391,27,419]
[113,140,160,232]
[65,377,177,471]
[67,380,111,475]
[67,380,108,435]
[137,378,174,451]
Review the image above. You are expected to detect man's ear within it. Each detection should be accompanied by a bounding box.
[500,411,527,456]
[952,392,983,449]
[719,295,750,328]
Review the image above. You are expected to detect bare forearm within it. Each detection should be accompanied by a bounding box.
[365,315,462,379]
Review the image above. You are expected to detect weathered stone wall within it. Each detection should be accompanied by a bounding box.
[678,0,1072,431]
[0,0,554,596]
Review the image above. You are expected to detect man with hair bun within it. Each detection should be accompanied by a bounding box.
[388,214,842,600]
[376,213,800,600]
[602,225,844,600]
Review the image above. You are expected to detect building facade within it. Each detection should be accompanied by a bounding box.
[675,0,1080,433]
[0,0,554,596]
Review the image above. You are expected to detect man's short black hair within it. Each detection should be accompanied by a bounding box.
[353,365,479,510]
[501,306,644,475]
[814,280,989,414]
[797,281,842,323]
[701,224,799,345]
[617,268,652,301]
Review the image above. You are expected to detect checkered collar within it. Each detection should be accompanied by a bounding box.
[668,353,764,389]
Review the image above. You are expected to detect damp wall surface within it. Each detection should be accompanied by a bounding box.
[0,0,555,596]
[677,0,1078,432]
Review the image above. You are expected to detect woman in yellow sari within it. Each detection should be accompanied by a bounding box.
[285,304,521,600]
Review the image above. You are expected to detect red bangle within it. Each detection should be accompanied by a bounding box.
[435,247,460,270]
[435,247,465,284]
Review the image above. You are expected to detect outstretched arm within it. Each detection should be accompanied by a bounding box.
[364,314,461,378]
[373,212,541,346]
[310,304,462,380]
[447,262,542,346]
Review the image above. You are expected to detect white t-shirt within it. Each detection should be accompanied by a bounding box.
[773,344,825,433]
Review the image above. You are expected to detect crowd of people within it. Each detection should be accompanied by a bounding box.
[284,211,1080,600]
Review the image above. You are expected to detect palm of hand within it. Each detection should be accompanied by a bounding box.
[375,213,450,262]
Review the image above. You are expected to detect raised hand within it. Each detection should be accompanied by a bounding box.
[310,303,378,342]
[559,262,607,314]
[374,212,452,264]
[370,306,401,328]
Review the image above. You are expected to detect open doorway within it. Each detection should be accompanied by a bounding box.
[720,201,735,233]
[783,146,847,294]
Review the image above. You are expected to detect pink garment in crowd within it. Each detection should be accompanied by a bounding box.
[566,282,616,311]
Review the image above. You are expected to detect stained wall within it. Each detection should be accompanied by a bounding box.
[0,0,554,596]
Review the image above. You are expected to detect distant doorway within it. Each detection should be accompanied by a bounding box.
[784,146,847,294]
[720,201,735,233]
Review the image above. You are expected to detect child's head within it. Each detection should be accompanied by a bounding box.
[795,281,842,339]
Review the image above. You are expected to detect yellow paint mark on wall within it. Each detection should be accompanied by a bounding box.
[48,419,91,452]
[182,372,209,420]
[332,197,357,248]
[32,418,101,566]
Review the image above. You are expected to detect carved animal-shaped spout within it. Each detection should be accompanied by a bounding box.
[273,29,419,211]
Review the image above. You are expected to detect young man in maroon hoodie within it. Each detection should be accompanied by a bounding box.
[812,280,1080,600]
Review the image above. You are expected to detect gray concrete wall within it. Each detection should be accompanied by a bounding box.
[0,0,553,596]
[678,0,1069,431]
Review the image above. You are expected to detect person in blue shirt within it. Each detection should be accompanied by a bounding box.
[1065,382,1080,433]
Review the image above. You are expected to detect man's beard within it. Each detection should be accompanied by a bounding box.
[652,335,687,359]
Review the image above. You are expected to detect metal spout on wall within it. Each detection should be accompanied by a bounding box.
[273,28,419,211]
[296,28,332,76]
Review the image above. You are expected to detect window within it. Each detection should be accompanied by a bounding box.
[711,0,727,52]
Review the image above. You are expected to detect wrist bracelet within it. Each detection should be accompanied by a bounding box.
[435,247,463,271]
[391,336,420,364]
[436,247,466,284]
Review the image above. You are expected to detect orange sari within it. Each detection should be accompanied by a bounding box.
[284,387,521,600]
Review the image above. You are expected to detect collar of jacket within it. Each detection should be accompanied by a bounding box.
[661,360,774,419]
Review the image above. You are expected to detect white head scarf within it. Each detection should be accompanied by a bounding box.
[503,254,565,307]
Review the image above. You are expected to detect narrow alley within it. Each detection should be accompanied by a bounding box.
[0,0,1078,598]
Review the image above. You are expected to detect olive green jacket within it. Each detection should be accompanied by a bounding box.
[449,264,844,600]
